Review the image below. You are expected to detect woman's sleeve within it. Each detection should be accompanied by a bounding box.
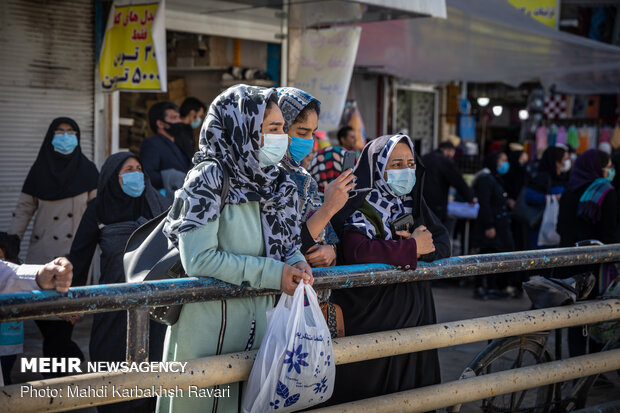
[68,203,100,287]
[300,223,316,254]
[476,176,496,230]
[341,230,417,268]
[178,220,284,290]
[525,187,546,206]
[8,193,38,239]
[596,190,618,244]
[419,197,451,262]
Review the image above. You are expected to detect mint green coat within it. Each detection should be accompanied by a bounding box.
[157,202,305,413]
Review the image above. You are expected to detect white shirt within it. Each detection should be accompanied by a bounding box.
[0,260,40,294]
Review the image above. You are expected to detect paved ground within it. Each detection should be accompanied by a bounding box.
[433,281,619,413]
[8,282,619,412]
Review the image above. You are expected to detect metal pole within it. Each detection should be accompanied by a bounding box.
[126,309,149,362]
[312,349,620,413]
[2,300,618,412]
[2,245,620,322]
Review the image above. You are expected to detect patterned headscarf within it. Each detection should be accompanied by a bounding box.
[163,85,302,261]
[276,87,321,133]
[346,134,415,240]
[276,88,337,244]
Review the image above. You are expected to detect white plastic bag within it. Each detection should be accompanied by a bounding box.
[537,195,561,246]
[243,282,335,413]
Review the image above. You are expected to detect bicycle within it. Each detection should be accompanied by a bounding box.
[448,240,620,413]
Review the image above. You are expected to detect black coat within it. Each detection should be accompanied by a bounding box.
[473,171,515,252]
[558,184,619,247]
[140,134,191,189]
[421,149,474,222]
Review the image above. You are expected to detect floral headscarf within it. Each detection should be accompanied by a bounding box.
[163,85,301,261]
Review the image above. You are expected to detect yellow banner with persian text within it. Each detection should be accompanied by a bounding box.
[99,3,167,92]
[508,0,559,29]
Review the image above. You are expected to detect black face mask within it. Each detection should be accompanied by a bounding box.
[164,121,190,140]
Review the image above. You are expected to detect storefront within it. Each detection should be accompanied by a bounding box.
[0,0,96,251]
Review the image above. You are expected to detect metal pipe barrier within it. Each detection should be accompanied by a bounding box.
[2,299,619,412]
[2,244,619,322]
[313,349,620,412]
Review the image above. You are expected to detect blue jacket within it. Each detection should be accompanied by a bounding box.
[140,134,191,189]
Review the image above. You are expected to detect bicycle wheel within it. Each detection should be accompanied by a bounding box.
[467,334,554,413]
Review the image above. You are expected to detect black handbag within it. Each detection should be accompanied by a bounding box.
[511,187,543,229]
[123,158,229,325]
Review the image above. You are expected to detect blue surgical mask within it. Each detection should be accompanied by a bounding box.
[120,171,145,197]
[497,161,510,175]
[606,167,616,182]
[288,136,314,164]
[191,117,202,129]
[386,168,416,196]
[51,133,78,155]
[259,133,288,167]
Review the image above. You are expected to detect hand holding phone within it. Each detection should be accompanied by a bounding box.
[342,150,356,172]
[390,214,414,238]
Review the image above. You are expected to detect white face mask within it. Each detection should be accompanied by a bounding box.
[259,133,289,167]
[560,159,571,173]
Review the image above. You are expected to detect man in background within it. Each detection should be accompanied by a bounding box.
[177,97,206,162]
[310,126,359,193]
[140,102,191,198]
[422,139,475,224]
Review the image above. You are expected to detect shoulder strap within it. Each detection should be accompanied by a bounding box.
[358,200,386,240]
[198,157,230,213]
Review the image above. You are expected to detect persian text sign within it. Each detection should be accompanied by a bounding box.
[99,2,167,92]
[294,27,361,131]
[508,0,558,29]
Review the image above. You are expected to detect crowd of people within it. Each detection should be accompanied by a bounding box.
[0,83,618,412]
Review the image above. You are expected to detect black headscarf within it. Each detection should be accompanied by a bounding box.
[504,150,526,199]
[22,117,99,201]
[95,152,168,225]
[538,146,565,179]
[483,151,501,174]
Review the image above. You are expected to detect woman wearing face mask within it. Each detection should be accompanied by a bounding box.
[472,151,516,299]
[159,85,312,413]
[557,149,617,359]
[8,117,98,376]
[276,88,354,264]
[522,145,569,249]
[276,87,354,338]
[327,134,450,405]
[558,149,617,247]
[68,152,169,413]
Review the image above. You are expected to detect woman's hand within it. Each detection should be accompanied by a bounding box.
[395,230,412,239]
[304,244,336,268]
[412,225,435,256]
[281,262,313,295]
[36,257,73,293]
[323,169,355,215]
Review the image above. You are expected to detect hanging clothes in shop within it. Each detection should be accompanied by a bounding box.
[556,126,568,146]
[536,126,548,155]
[548,124,558,147]
[567,125,580,149]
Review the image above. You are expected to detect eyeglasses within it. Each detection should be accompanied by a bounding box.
[54,130,77,135]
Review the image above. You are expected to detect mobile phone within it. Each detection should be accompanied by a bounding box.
[342,150,356,171]
[390,214,415,237]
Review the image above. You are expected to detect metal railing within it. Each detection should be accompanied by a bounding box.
[1,244,619,412]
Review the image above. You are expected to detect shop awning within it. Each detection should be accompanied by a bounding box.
[165,0,446,42]
[354,0,620,94]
